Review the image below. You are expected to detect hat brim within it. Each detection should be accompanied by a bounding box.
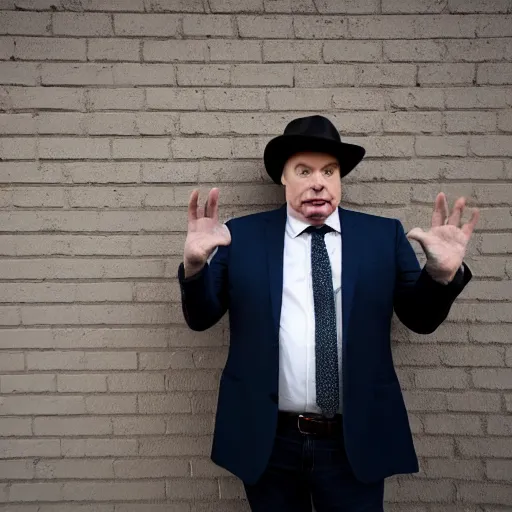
[263,134,365,185]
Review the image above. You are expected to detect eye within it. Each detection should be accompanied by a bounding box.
[298,167,310,176]
[323,167,336,176]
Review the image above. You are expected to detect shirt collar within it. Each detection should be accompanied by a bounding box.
[286,204,341,238]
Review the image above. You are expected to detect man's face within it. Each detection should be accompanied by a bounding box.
[281,152,342,225]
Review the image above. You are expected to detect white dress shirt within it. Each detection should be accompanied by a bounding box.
[278,205,343,414]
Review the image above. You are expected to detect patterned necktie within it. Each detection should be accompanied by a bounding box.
[305,225,339,418]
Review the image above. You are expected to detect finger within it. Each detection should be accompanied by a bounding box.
[407,227,429,246]
[462,208,480,239]
[447,197,465,227]
[431,192,449,227]
[188,189,199,222]
[207,188,220,221]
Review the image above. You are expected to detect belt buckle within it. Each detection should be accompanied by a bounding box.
[297,414,315,435]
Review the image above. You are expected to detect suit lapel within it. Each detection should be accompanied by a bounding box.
[339,207,360,340]
[265,205,287,340]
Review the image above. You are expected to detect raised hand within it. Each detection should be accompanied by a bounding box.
[407,192,479,284]
[183,188,231,278]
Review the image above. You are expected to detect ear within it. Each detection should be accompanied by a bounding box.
[280,171,286,186]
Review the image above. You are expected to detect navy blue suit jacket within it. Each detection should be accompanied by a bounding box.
[178,205,471,485]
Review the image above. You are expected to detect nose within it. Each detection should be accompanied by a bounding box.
[311,172,325,190]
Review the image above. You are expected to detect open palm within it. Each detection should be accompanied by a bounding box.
[407,193,479,284]
[183,188,231,277]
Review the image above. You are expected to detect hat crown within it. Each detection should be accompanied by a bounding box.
[283,115,341,143]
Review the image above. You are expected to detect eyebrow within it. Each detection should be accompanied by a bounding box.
[294,161,339,170]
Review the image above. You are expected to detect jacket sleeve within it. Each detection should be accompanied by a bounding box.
[393,219,472,334]
[177,225,231,332]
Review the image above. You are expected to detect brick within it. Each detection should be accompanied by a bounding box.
[0,417,32,436]
[38,137,109,159]
[172,137,232,158]
[208,40,261,62]
[191,391,218,413]
[441,346,504,367]
[219,477,245,499]
[446,38,512,62]
[343,182,409,204]
[115,458,189,478]
[264,40,320,62]
[0,438,59,458]
[464,280,512,300]
[0,62,38,85]
[445,111,497,133]
[486,461,512,485]
[0,12,51,35]
[112,137,169,158]
[165,369,219,391]
[85,395,137,415]
[115,506,189,512]
[294,64,356,87]
[0,395,86,415]
[167,413,214,435]
[232,64,293,86]
[316,0,379,12]
[447,392,501,412]
[361,64,417,86]
[114,14,180,36]
[53,13,112,35]
[324,40,382,62]
[413,436,454,457]
[471,135,512,156]
[385,478,454,502]
[0,459,34,479]
[1,86,85,110]
[423,458,484,480]
[57,374,107,393]
[14,36,86,60]
[35,459,114,479]
[89,38,140,62]
[139,436,210,456]
[193,349,228,369]
[0,137,36,160]
[498,111,512,131]
[113,63,176,85]
[458,438,512,458]
[147,0,203,12]
[135,282,180,301]
[1,374,56,393]
[210,0,263,10]
[386,87,444,110]
[41,63,114,85]
[61,438,137,457]
[166,478,217,500]
[112,415,165,435]
[293,16,348,39]
[147,88,204,110]
[424,413,483,435]
[141,161,198,182]
[0,306,21,325]
[450,0,509,12]
[107,373,165,392]
[382,0,448,13]
[264,0,316,12]
[402,390,447,411]
[138,393,191,414]
[383,40,445,61]
[198,160,262,182]
[333,88,384,110]
[479,234,512,254]
[472,369,512,389]
[8,482,62,502]
[477,15,512,36]
[445,87,512,109]
[349,15,476,39]
[0,351,24,372]
[418,63,475,85]
[204,88,264,110]
[415,136,467,156]
[89,87,144,110]
[61,481,165,502]
[7,187,64,207]
[27,351,137,371]
[183,15,234,37]
[487,415,512,435]
[238,15,292,38]
[414,368,469,389]
[478,63,512,84]
[346,135,414,157]
[34,416,112,436]
[383,112,442,133]
[0,36,14,59]
[144,40,206,62]
[177,64,230,86]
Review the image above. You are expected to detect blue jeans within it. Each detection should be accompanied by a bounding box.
[243,421,384,511]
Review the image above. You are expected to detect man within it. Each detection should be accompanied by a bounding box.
[178,115,479,511]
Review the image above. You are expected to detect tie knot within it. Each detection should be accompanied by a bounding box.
[304,225,333,237]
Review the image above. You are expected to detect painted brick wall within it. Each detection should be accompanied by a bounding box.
[0,0,511,510]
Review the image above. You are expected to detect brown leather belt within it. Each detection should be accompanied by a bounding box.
[277,411,343,437]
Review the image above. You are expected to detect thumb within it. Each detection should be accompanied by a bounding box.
[406,227,429,245]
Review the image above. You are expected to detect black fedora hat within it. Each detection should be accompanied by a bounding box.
[263,115,365,184]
